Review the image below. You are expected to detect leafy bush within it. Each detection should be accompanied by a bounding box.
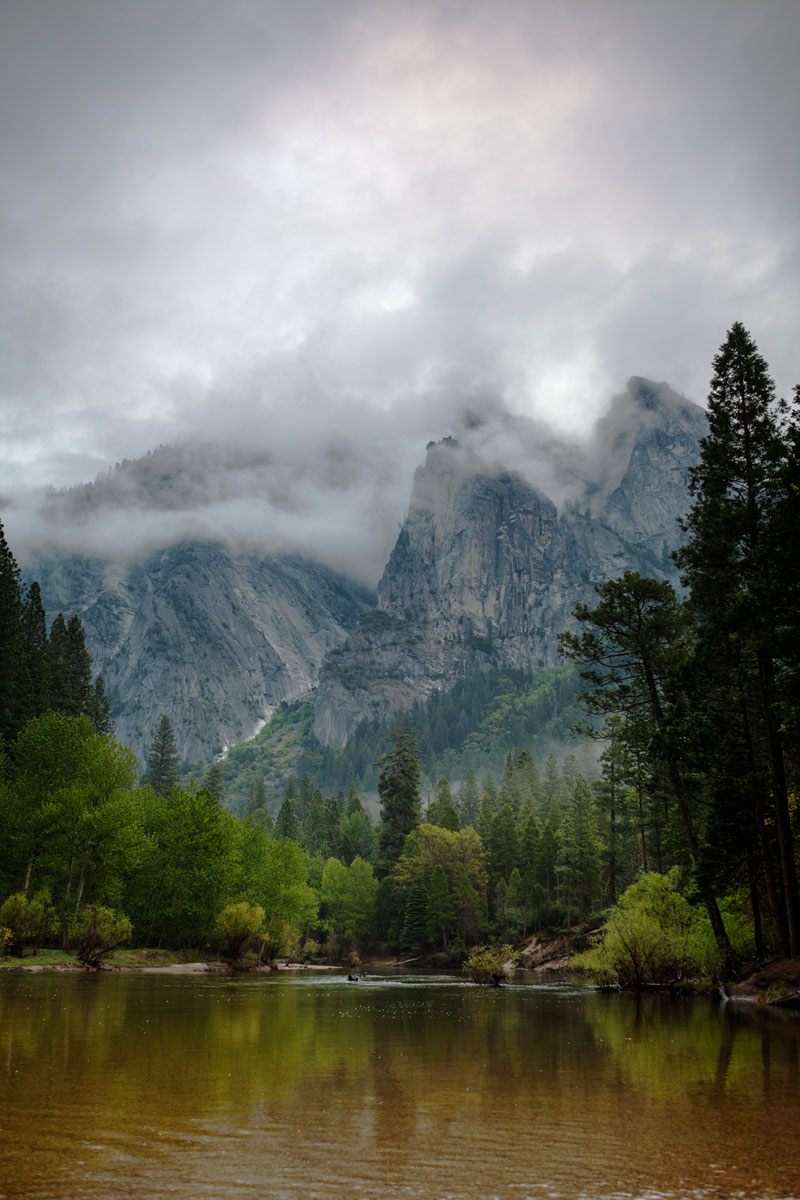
[573,869,753,987]
[464,943,516,986]
[0,926,13,958]
[71,905,132,968]
[216,902,266,966]
[0,890,55,957]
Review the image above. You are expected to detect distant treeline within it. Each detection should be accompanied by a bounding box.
[0,521,111,743]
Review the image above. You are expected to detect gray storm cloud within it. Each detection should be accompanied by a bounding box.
[1,0,798,574]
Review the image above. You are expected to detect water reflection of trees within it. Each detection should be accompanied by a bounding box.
[2,977,800,1198]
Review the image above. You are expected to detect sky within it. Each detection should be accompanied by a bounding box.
[1,0,798,582]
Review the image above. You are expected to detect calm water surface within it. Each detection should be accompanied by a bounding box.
[0,970,798,1200]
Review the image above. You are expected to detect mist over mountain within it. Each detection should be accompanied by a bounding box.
[8,390,586,586]
[313,378,705,744]
[21,376,704,765]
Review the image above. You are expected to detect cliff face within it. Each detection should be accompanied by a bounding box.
[31,543,374,764]
[312,379,706,745]
[26,376,705,762]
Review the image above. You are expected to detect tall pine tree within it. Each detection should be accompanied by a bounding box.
[676,323,800,956]
[143,715,180,797]
[0,520,32,742]
[377,726,422,877]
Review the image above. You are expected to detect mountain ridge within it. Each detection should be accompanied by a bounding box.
[312,378,705,744]
[22,376,706,764]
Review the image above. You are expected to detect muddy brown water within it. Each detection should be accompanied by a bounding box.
[1,971,798,1199]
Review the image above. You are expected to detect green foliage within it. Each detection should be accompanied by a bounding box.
[558,775,601,925]
[237,830,317,962]
[425,862,455,951]
[337,799,374,865]
[202,762,225,804]
[71,904,132,967]
[0,889,55,956]
[142,716,180,797]
[130,784,239,947]
[675,321,800,957]
[3,711,140,911]
[377,726,422,876]
[320,856,377,953]
[399,883,428,953]
[572,869,751,988]
[48,613,94,720]
[426,777,460,830]
[218,699,315,809]
[464,943,516,986]
[274,782,302,841]
[393,824,488,946]
[573,870,691,987]
[216,902,266,965]
[0,520,29,744]
[1,523,107,746]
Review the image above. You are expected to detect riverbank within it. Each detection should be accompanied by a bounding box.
[3,940,799,1006]
[520,928,800,1008]
[0,947,342,974]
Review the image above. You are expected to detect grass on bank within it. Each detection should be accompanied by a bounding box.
[0,946,212,970]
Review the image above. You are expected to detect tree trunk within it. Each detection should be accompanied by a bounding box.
[740,692,789,955]
[643,662,731,955]
[746,844,766,960]
[757,649,800,956]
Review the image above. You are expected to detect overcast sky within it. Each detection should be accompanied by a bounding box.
[1,0,798,580]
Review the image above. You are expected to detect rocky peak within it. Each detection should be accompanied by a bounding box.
[312,380,707,746]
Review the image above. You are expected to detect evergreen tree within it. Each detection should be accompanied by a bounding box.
[676,322,800,955]
[20,580,49,717]
[65,613,94,716]
[535,819,560,904]
[485,803,518,890]
[475,788,496,844]
[90,676,114,737]
[512,749,542,813]
[426,863,455,951]
[560,572,731,956]
[542,754,563,825]
[46,614,71,713]
[47,613,93,718]
[594,716,632,906]
[503,867,526,939]
[245,779,272,827]
[482,770,498,805]
[275,781,302,842]
[517,810,540,881]
[559,775,600,925]
[298,775,317,828]
[338,799,374,865]
[143,715,180,798]
[377,726,422,876]
[202,762,225,804]
[426,777,460,830]
[399,883,428,952]
[456,767,480,826]
[0,521,30,743]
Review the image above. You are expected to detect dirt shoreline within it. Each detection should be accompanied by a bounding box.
[0,958,343,975]
[3,945,799,1007]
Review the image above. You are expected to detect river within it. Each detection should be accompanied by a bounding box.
[1,970,798,1199]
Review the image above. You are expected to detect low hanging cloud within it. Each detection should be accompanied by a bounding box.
[1,1,798,578]
[7,382,592,583]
